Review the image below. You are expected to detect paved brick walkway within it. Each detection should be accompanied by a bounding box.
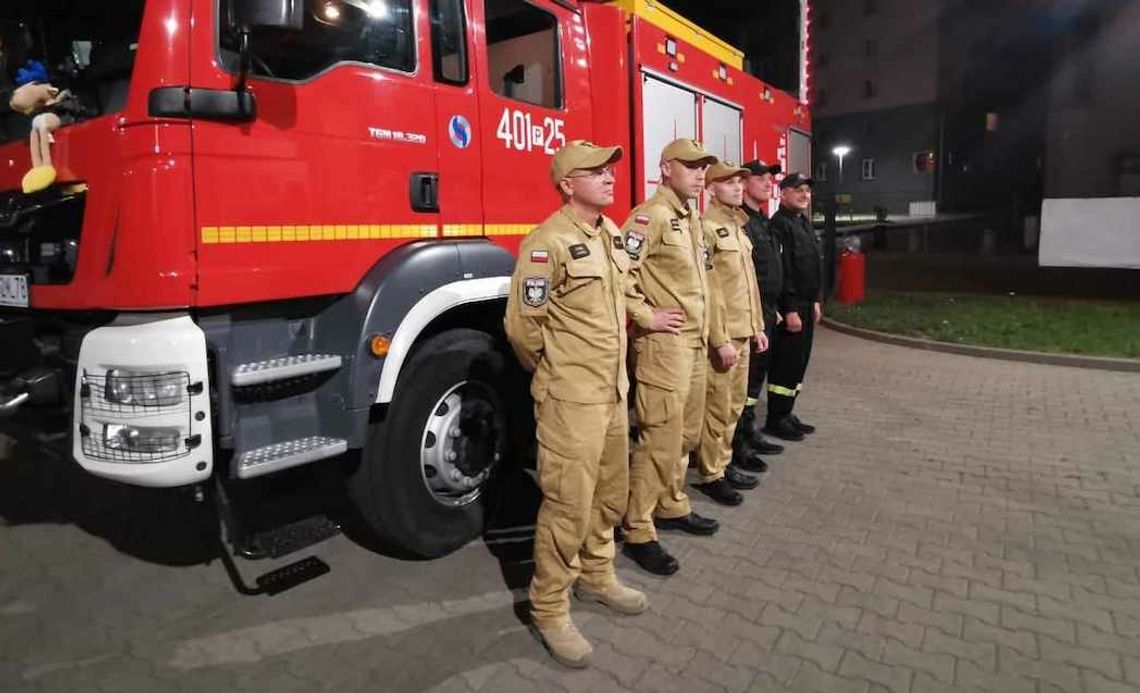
[3,327,1140,692]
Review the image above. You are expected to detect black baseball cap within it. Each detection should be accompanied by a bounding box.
[779,172,814,189]
[743,160,782,176]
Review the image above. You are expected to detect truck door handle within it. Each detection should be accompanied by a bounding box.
[410,172,439,213]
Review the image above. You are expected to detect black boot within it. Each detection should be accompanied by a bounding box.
[738,406,784,455]
[750,434,785,455]
[692,478,743,506]
[790,414,815,435]
[725,464,760,489]
[763,416,805,442]
[623,541,680,575]
[732,448,769,474]
[654,512,720,536]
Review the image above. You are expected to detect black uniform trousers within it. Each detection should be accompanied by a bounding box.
[766,314,814,422]
[745,314,777,406]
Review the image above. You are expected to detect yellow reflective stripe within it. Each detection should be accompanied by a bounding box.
[767,384,797,397]
[795,383,803,392]
[744,397,758,407]
[202,223,536,244]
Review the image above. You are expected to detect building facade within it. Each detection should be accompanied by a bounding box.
[809,0,942,215]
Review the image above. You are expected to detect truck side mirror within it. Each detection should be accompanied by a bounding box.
[232,0,304,31]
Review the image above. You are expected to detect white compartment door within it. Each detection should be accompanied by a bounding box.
[640,73,698,200]
[701,97,742,164]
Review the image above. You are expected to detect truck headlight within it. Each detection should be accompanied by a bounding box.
[104,370,183,406]
[103,424,182,454]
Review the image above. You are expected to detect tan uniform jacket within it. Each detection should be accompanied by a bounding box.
[621,186,710,347]
[703,199,765,347]
[504,206,631,404]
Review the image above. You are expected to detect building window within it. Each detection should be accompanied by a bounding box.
[431,0,469,85]
[913,150,937,174]
[864,39,877,58]
[484,0,562,108]
[861,158,876,180]
[864,0,877,16]
[862,80,877,98]
[815,161,828,182]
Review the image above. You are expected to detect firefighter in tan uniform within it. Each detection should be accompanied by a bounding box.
[621,138,720,577]
[692,161,770,506]
[504,141,682,669]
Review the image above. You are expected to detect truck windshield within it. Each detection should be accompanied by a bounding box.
[0,0,145,144]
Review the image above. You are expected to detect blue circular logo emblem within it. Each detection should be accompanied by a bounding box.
[448,115,472,149]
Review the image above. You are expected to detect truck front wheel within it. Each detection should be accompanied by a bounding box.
[349,328,512,558]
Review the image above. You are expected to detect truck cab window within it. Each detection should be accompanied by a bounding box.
[0,1,144,145]
[430,0,468,85]
[484,0,561,109]
[220,0,415,80]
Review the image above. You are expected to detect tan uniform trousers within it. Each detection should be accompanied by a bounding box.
[696,337,751,483]
[529,395,629,629]
[623,338,707,544]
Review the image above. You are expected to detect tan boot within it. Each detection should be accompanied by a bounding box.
[574,580,648,615]
[534,620,593,668]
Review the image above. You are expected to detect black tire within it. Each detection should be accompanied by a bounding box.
[348,328,515,558]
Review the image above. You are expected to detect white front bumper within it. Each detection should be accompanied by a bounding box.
[72,313,213,487]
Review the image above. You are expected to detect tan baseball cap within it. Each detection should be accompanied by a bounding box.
[551,140,623,186]
[660,138,718,166]
[706,160,750,183]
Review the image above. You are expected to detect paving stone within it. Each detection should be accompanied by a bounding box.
[837,649,915,693]
[1000,606,1077,644]
[774,630,845,673]
[1081,671,1140,693]
[895,602,962,638]
[1039,634,1124,680]
[856,611,925,646]
[836,585,900,619]
[997,646,1082,691]
[881,639,954,685]
[954,659,1036,693]
[792,662,872,693]
[6,329,1140,693]
[921,627,997,670]
[932,590,999,625]
[728,640,802,685]
[962,616,1039,659]
[759,603,822,641]
[682,650,757,693]
[817,622,887,661]
[874,578,934,610]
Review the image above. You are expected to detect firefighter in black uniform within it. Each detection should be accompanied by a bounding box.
[763,173,821,442]
[733,160,785,460]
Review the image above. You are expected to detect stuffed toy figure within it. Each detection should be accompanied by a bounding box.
[14,59,69,193]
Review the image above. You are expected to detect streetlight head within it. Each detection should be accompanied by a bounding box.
[832,145,851,157]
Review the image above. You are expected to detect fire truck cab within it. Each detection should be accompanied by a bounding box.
[0,0,809,559]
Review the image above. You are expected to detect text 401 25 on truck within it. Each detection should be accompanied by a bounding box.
[0,0,810,561]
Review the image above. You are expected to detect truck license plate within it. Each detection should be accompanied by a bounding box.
[0,274,29,308]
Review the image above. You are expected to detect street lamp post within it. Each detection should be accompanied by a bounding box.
[832,145,851,182]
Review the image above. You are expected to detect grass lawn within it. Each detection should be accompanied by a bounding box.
[828,291,1140,359]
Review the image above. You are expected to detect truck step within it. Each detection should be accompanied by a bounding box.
[237,515,342,560]
[231,354,342,387]
[235,436,348,479]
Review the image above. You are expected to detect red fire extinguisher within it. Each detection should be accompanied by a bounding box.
[836,238,865,304]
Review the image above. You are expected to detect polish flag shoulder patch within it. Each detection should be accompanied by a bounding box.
[634,214,651,225]
[529,249,549,263]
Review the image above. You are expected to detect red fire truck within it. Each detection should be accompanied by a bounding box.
[0,0,810,561]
